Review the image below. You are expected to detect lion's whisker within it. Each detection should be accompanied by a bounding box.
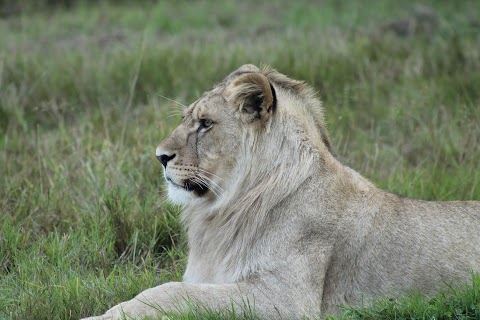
[190,176,206,189]
[196,172,225,195]
[192,176,222,199]
[196,172,223,189]
[166,111,184,119]
[155,93,188,109]
[193,175,223,198]
[196,168,227,183]
[195,176,221,198]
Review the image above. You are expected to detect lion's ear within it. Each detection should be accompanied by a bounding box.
[226,73,276,124]
[232,64,260,74]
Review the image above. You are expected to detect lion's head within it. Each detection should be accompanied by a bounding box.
[156,64,332,208]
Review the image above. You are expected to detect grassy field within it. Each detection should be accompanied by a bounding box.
[1,1,479,319]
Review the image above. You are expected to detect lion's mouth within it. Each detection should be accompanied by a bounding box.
[167,177,209,196]
[183,179,209,196]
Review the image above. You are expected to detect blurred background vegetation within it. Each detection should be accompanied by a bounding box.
[0,0,479,319]
[0,0,155,17]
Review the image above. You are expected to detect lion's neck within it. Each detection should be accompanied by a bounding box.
[181,136,376,284]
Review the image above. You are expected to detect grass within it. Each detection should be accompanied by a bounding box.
[0,0,479,319]
[331,274,480,320]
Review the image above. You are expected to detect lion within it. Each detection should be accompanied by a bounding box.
[83,64,480,320]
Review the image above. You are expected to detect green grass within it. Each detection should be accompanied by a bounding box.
[1,1,479,319]
[331,274,480,320]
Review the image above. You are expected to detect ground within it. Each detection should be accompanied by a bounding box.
[0,1,479,319]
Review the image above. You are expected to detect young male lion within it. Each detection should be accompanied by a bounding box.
[83,65,480,320]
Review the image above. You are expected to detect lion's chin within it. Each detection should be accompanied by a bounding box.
[166,181,208,205]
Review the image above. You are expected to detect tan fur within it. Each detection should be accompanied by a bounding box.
[83,65,480,320]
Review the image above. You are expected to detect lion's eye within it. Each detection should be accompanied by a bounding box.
[198,119,213,131]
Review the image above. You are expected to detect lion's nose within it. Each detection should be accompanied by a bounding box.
[157,153,176,168]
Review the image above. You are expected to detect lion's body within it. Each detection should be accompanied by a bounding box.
[84,65,480,320]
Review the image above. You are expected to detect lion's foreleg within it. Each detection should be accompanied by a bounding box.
[80,280,297,320]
